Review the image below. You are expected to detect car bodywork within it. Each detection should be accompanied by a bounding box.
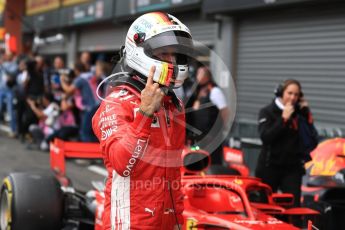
[0,139,318,230]
[302,138,345,230]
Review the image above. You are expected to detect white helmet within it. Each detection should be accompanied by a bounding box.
[124,12,193,88]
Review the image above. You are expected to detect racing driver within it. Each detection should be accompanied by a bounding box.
[92,12,194,229]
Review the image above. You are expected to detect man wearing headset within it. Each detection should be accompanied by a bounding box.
[92,12,194,229]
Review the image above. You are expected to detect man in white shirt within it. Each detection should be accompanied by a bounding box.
[190,66,229,164]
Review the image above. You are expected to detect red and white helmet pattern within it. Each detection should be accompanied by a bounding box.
[125,12,193,88]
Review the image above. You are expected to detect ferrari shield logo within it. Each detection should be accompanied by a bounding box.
[186,218,198,229]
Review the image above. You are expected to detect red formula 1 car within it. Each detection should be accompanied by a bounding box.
[182,148,318,229]
[302,138,345,230]
[0,139,318,230]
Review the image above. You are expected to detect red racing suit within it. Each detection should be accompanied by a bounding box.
[92,84,185,230]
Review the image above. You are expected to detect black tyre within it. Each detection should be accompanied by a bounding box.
[0,172,64,230]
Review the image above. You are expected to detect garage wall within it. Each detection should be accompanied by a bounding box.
[78,25,127,52]
[185,19,217,46]
[37,41,67,55]
[235,6,345,131]
[76,17,217,52]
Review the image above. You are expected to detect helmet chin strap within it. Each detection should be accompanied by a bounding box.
[161,86,170,95]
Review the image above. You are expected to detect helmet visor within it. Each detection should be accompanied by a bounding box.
[142,31,194,64]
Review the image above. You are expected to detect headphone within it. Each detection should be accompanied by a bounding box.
[274,79,304,98]
[274,84,284,97]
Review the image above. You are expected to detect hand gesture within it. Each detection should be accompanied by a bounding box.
[282,103,294,120]
[26,98,35,107]
[299,97,308,108]
[140,66,164,116]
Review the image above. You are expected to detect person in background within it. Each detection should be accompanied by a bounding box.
[50,56,65,101]
[80,51,95,77]
[14,58,29,141]
[26,92,60,150]
[89,60,110,102]
[45,91,79,145]
[0,52,19,137]
[25,59,45,99]
[188,66,229,165]
[60,63,98,142]
[46,69,79,145]
[35,55,51,94]
[72,51,94,82]
[255,79,317,207]
[20,59,45,139]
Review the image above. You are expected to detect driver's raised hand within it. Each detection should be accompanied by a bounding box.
[140,66,165,116]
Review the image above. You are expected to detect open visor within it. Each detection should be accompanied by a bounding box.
[141,31,194,64]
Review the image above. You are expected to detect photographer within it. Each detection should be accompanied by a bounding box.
[45,71,79,145]
[26,93,60,150]
[255,79,318,207]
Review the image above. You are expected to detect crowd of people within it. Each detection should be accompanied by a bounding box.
[0,50,111,151]
[0,47,230,157]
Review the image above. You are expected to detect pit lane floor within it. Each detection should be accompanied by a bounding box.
[0,131,105,192]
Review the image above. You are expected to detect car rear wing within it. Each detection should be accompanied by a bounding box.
[50,138,102,177]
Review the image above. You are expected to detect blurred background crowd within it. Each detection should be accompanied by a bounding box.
[0,50,111,151]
